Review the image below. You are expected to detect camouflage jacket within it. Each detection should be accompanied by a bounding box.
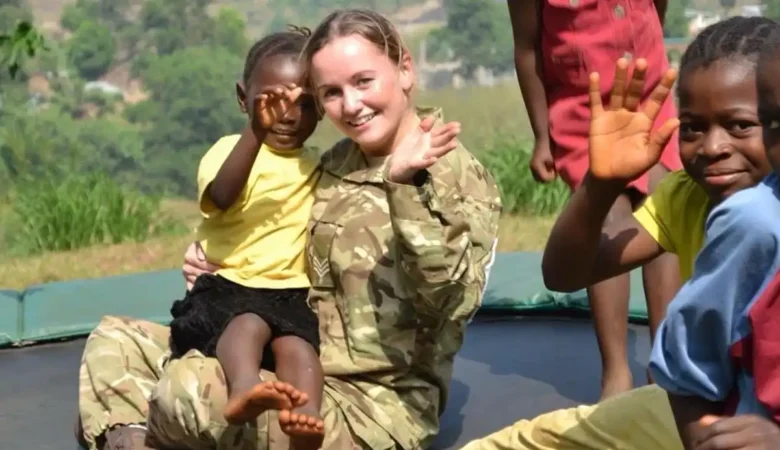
[306,107,502,449]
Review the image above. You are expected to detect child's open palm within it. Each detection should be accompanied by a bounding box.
[254,83,303,130]
[589,58,680,183]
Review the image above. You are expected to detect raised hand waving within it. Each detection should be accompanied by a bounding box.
[588,57,680,183]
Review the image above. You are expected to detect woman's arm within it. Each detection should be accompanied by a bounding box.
[182,241,220,290]
[542,173,665,292]
[384,151,501,321]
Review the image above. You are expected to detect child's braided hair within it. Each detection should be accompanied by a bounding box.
[242,25,311,86]
[678,16,780,95]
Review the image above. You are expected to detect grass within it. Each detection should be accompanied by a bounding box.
[3,173,188,257]
[480,136,569,216]
[0,233,197,289]
[0,197,199,289]
[0,206,557,290]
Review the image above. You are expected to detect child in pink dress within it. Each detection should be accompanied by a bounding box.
[508,0,683,399]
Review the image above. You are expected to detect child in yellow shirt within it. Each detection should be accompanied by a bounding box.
[167,26,325,447]
[461,16,778,450]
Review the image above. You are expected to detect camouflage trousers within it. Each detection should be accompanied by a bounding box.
[78,315,384,450]
[459,385,683,450]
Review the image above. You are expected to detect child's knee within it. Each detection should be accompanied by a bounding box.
[271,335,320,366]
[229,312,272,336]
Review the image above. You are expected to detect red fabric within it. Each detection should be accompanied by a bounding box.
[541,0,682,193]
[747,268,780,424]
[727,337,750,417]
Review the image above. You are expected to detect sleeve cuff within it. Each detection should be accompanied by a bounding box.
[634,205,674,253]
[198,182,221,218]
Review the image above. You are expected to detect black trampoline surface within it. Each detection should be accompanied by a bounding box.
[0,316,652,450]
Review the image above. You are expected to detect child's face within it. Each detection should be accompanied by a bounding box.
[243,54,319,150]
[310,34,414,155]
[757,56,780,175]
[677,59,771,203]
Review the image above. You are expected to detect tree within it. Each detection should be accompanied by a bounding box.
[126,46,245,195]
[719,0,737,12]
[211,8,250,57]
[0,105,81,185]
[67,21,116,80]
[60,0,97,32]
[0,21,47,79]
[0,1,32,32]
[663,0,689,38]
[61,0,132,32]
[438,0,514,78]
[130,0,247,76]
[266,11,291,33]
[138,0,213,57]
[764,0,780,22]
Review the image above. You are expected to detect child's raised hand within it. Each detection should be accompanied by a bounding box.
[253,83,304,131]
[386,115,461,184]
[588,57,680,183]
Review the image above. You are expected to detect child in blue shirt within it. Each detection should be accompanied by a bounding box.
[649,174,780,448]
[648,28,780,449]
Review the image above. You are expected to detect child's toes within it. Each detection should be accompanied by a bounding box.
[273,381,308,407]
[303,415,319,427]
[271,381,292,394]
[293,391,309,407]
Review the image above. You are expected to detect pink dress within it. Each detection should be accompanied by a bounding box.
[541,0,682,194]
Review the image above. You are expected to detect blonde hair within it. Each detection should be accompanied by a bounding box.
[301,9,409,87]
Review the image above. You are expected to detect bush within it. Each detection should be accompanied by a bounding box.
[480,137,570,216]
[67,20,116,80]
[4,172,187,256]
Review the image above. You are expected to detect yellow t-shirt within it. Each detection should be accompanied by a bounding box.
[633,170,710,281]
[196,134,320,289]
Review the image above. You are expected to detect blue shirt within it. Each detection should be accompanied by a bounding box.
[649,174,780,419]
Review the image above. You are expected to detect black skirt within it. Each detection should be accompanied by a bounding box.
[168,274,319,371]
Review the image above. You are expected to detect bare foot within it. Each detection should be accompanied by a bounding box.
[224,380,308,424]
[279,409,325,450]
[599,369,633,401]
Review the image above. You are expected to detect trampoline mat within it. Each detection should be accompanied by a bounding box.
[0,316,652,450]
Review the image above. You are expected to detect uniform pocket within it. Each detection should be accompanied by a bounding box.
[541,0,601,88]
[544,0,600,25]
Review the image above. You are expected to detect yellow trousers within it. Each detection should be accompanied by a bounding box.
[460,385,683,450]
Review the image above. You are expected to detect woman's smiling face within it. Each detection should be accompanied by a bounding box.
[310,34,414,155]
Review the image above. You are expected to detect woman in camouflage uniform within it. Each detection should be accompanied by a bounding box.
[76,8,502,450]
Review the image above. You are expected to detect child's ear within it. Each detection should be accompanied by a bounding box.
[399,50,415,93]
[236,81,248,113]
